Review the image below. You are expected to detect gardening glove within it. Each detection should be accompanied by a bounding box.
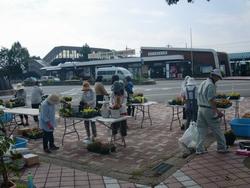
[47,122,54,130]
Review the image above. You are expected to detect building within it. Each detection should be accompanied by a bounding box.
[141,47,231,78]
[41,46,231,80]
[229,52,250,76]
[41,55,184,80]
[28,59,49,77]
[43,46,111,66]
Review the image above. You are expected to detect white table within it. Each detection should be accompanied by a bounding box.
[3,107,39,116]
[166,104,184,130]
[60,116,100,145]
[131,101,157,128]
[3,107,39,136]
[96,116,130,147]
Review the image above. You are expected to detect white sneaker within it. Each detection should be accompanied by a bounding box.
[217,149,229,153]
[83,137,92,144]
[196,150,208,155]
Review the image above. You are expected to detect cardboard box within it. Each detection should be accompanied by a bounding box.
[23,154,39,166]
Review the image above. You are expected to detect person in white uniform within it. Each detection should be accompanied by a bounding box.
[196,69,228,154]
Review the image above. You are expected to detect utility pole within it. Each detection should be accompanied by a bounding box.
[190,28,194,76]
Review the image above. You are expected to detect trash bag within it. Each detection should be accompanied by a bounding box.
[179,121,198,149]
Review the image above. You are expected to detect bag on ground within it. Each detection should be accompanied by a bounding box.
[178,121,198,149]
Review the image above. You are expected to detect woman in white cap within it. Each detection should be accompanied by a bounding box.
[196,68,228,154]
[183,77,198,129]
[15,83,29,126]
[39,94,60,153]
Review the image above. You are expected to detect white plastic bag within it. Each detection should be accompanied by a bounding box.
[179,121,198,149]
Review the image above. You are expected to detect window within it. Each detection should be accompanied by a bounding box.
[200,66,213,73]
[117,70,123,75]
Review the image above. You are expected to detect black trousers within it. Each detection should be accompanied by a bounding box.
[43,130,55,150]
[111,120,127,137]
[127,106,135,116]
[84,121,97,138]
[31,103,40,122]
[96,95,104,109]
[19,114,28,122]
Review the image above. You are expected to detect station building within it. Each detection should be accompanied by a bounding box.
[229,52,250,76]
[41,46,231,80]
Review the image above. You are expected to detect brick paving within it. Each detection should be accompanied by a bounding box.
[16,97,250,187]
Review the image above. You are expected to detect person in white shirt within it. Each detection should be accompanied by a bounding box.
[31,81,43,122]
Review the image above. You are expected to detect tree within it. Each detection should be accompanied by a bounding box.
[79,43,91,61]
[0,42,30,82]
[165,0,210,5]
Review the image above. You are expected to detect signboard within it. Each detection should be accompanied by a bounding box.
[148,51,168,56]
[88,49,135,60]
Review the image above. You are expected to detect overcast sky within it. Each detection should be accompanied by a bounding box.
[0,0,250,58]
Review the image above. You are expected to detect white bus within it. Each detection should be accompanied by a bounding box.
[95,67,133,82]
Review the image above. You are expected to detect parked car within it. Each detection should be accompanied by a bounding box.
[23,77,38,86]
[40,76,60,82]
[95,67,133,82]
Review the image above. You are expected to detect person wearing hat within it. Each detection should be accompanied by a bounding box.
[183,77,198,129]
[31,81,43,122]
[80,81,97,142]
[196,68,228,154]
[39,94,60,153]
[94,76,109,109]
[15,83,29,126]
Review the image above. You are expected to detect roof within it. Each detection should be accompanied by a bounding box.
[43,45,111,63]
[229,52,250,61]
[41,55,184,71]
[141,46,221,53]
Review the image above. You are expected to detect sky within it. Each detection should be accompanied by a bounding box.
[0,0,250,58]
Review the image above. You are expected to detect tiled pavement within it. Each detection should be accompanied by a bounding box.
[16,98,250,187]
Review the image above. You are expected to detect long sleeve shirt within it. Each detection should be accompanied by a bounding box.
[31,86,43,104]
[94,82,108,96]
[15,89,27,105]
[80,89,96,108]
[39,100,57,132]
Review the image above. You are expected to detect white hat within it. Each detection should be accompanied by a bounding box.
[187,77,196,86]
[47,94,60,105]
[15,83,24,90]
[211,69,222,80]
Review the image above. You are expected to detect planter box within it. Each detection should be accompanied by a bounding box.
[230,118,250,137]
[17,127,32,136]
[23,154,39,166]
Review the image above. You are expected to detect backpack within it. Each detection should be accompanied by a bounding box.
[113,81,124,96]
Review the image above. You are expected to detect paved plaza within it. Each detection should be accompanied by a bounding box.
[16,98,250,187]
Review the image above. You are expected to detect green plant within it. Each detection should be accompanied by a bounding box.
[0,109,20,188]
[87,141,116,155]
[0,110,20,188]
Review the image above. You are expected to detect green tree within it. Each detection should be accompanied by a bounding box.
[166,0,210,5]
[79,43,91,61]
[0,42,30,82]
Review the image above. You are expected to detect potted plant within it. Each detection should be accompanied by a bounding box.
[0,109,17,188]
[224,130,236,146]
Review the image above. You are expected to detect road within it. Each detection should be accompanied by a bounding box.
[18,79,250,105]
